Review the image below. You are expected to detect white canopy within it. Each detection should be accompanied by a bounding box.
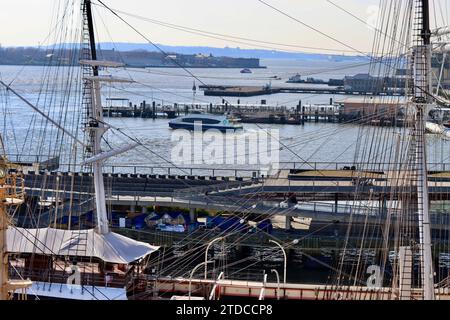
[7,227,159,265]
[81,142,140,165]
[79,60,125,68]
[83,76,134,83]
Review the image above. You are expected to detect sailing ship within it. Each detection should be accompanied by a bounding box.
[0,0,159,300]
[2,0,450,301]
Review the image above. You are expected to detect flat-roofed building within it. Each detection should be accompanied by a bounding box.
[343,73,385,92]
[336,97,408,124]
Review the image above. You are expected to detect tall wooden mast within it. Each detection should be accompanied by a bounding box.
[80,0,135,234]
[81,0,109,234]
[412,0,434,300]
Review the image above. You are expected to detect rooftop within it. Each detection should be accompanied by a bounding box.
[336,96,407,105]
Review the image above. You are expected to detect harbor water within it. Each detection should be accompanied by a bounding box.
[1,59,449,171]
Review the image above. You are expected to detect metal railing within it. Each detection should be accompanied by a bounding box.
[9,154,450,177]
[106,189,450,224]
[101,161,450,174]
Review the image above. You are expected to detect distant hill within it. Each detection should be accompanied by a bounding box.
[0,46,262,68]
[0,43,369,67]
[31,42,367,61]
[95,42,367,61]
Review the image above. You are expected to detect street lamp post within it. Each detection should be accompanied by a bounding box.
[271,269,281,300]
[269,239,287,284]
[205,237,224,279]
[189,260,213,300]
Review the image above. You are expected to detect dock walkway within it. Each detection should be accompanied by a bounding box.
[21,166,450,228]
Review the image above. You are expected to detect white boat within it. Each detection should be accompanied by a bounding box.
[169,114,243,132]
[425,121,450,139]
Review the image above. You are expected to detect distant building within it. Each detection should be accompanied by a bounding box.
[337,97,408,122]
[344,73,407,93]
[432,53,450,89]
[343,73,385,92]
[395,68,410,76]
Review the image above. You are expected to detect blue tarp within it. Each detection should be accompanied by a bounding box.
[60,211,96,227]
[207,216,273,234]
[132,214,148,230]
[149,212,191,224]
[60,216,79,225]
[85,211,94,223]
[256,219,273,234]
[207,216,247,232]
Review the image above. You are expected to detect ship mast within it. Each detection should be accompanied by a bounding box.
[81,0,109,234]
[0,161,9,300]
[411,0,434,300]
[0,154,32,300]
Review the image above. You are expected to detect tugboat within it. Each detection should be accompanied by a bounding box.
[287,74,325,84]
[286,73,302,83]
[169,114,243,132]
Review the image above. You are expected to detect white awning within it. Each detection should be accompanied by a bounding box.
[79,60,125,68]
[83,76,134,83]
[433,26,450,37]
[7,227,159,264]
[81,142,140,165]
[434,44,450,53]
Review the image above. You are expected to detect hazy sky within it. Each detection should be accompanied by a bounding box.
[0,0,448,54]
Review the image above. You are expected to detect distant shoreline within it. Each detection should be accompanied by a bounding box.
[0,63,267,69]
[143,65,267,69]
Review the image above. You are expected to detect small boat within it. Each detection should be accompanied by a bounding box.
[287,74,325,84]
[286,73,302,83]
[426,121,450,139]
[240,68,252,74]
[169,114,243,132]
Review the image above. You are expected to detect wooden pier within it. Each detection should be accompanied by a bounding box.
[102,99,343,124]
[199,85,405,97]
[103,97,407,127]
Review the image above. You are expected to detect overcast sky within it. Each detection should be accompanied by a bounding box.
[0,0,448,54]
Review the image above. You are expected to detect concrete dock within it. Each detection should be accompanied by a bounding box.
[18,165,450,230]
